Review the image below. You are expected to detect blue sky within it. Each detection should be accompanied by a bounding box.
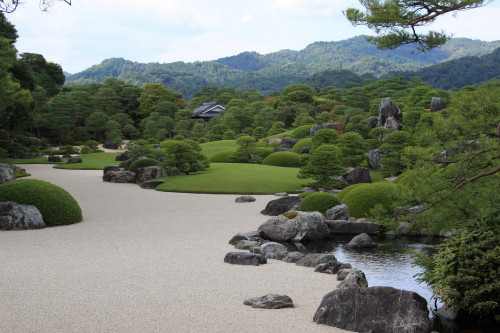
[7,0,500,73]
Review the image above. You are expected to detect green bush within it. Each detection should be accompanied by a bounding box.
[128,158,160,172]
[290,125,313,139]
[255,147,274,160]
[336,183,365,201]
[0,179,82,226]
[262,152,302,167]
[80,146,92,154]
[298,192,340,214]
[291,138,313,154]
[84,140,99,152]
[340,182,398,218]
[208,150,234,163]
[43,149,63,156]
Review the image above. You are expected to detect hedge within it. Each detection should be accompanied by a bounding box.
[340,182,398,218]
[297,192,340,214]
[262,152,302,167]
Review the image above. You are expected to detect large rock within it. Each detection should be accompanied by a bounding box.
[244,294,294,309]
[0,164,15,184]
[141,180,165,189]
[235,196,256,203]
[325,204,349,221]
[430,97,446,112]
[326,219,381,235]
[103,165,122,175]
[314,261,352,275]
[310,123,340,136]
[260,196,302,216]
[0,201,46,230]
[367,116,378,128]
[258,211,329,242]
[296,253,337,268]
[103,140,120,149]
[257,242,289,259]
[282,251,306,263]
[336,271,369,288]
[280,138,301,148]
[337,268,364,281]
[346,233,378,249]
[228,231,264,245]
[344,167,371,185]
[115,151,132,161]
[273,146,291,152]
[47,155,62,163]
[366,149,386,171]
[102,171,136,183]
[313,286,432,333]
[135,166,166,184]
[379,97,402,127]
[384,116,403,132]
[223,252,267,266]
[66,157,82,164]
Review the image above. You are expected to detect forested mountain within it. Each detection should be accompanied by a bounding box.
[65,36,500,97]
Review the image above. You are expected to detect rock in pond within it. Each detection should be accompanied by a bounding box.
[314,261,352,275]
[346,233,378,249]
[296,253,336,268]
[224,252,267,266]
[313,286,432,333]
[244,294,294,309]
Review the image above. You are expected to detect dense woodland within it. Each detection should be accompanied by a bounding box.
[1,9,499,321]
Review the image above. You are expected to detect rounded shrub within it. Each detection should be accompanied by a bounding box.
[0,179,82,227]
[255,147,274,160]
[298,192,340,214]
[208,150,234,163]
[290,125,314,139]
[340,182,399,218]
[336,183,366,201]
[262,152,302,167]
[291,138,313,154]
[128,158,160,172]
[80,146,92,154]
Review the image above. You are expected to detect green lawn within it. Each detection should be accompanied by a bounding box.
[155,163,312,194]
[1,152,120,170]
[200,140,238,158]
[0,157,62,164]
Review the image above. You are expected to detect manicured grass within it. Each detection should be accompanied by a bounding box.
[155,163,312,194]
[200,140,238,158]
[0,157,62,164]
[54,152,120,170]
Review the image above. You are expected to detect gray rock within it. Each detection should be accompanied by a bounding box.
[337,271,369,288]
[384,116,403,132]
[310,123,337,136]
[344,167,371,185]
[102,171,136,183]
[103,165,122,175]
[260,196,302,216]
[367,116,378,128]
[430,97,446,112]
[366,149,386,171]
[115,151,132,161]
[282,251,306,263]
[314,261,352,275]
[67,157,82,164]
[223,252,267,266]
[103,140,120,149]
[244,294,294,309]
[325,204,349,221]
[326,220,381,235]
[0,201,46,230]
[280,138,301,148]
[313,286,432,333]
[398,222,411,235]
[408,205,424,215]
[141,180,165,189]
[235,196,256,203]
[274,192,288,197]
[135,166,167,184]
[337,268,364,281]
[379,97,402,127]
[346,233,378,249]
[0,164,15,184]
[269,138,282,144]
[258,242,289,259]
[228,231,264,245]
[296,253,337,268]
[234,240,261,250]
[122,156,146,170]
[273,146,291,152]
[48,155,62,163]
[258,211,329,242]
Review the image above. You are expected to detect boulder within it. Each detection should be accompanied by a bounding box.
[280,138,301,148]
[66,157,82,164]
[337,271,369,288]
[257,242,289,259]
[378,97,402,127]
[346,233,378,249]
[135,166,167,184]
[234,240,261,250]
[430,97,446,112]
[384,116,403,132]
[281,251,306,263]
[0,201,46,230]
[228,231,264,245]
[0,164,15,184]
[103,165,122,175]
[244,294,294,309]
[337,268,365,281]
[103,140,120,149]
[367,116,378,128]
[141,180,165,189]
[48,155,62,163]
[296,253,337,268]
[102,171,136,183]
[260,196,302,216]
[273,146,291,152]
[223,252,267,266]
[344,167,371,185]
[314,261,352,275]
[325,204,349,221]
[326,219,381,235]
[313,286,432,333]
[235,196,256,203]
[258,211,329,242]
[366,149,386,171]
[115,151,132,161]
[310,123,335,136]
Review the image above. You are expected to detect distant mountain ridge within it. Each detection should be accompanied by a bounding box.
[65,36,500,96]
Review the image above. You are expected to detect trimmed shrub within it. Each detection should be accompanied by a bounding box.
[298,191,318,198]
[208,150,234,163]
[262,152,302,167]
[291,138,313,154]
[80,146,92,154]
[340,182,398,218]
[128,158,160,172]
[0,179,82,226]
[336,183,365,201]
[255,147,274,160]
[290,125,314,139]
[297,192,340,214]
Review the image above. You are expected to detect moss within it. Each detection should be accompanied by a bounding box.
[340,182,398,218]
[208,150,235,163]
[262,152,302,167]
[282,211,298,219]
[298,192,340,214]
[0,179,82,226]
[128,158,160,172]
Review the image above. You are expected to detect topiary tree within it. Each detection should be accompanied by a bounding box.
[312,129,339,150]
[162,139,209,175]
[0,179,82,226]
[230,135,258,163]
[262,152,302,167]
[380,131,414,176]
[340,182,399,218]
[298,144,345,189]
[128,158,160,172]
[267,121,286,136]
[290,125,314,139]
[208,150,234,163]
[337,132,367,167]
[84,140,99,152]
[298,192,340,214]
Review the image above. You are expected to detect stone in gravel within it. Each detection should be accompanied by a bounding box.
[235,196,256,203]
[223,252,267,266]
[282,251,306,263]
[0,201,46,230]
[244,294,294,309]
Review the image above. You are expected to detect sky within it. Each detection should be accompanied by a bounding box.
[6,0,500,74]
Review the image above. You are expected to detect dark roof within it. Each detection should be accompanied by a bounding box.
[191,102,225,118]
